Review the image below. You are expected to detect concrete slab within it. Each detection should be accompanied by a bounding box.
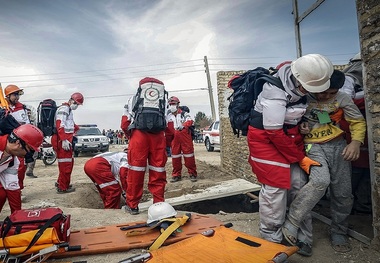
[139,178,261,211]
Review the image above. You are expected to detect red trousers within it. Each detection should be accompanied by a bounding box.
[171,128,197,177]
[84,157,122,209]
[127,129,167,209]
[0,186,21,213]
[17,157,26,190]
[52,134,74,190]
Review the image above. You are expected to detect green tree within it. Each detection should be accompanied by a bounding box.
[194,111,212,130]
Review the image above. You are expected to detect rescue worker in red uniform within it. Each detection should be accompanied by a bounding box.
[4,85,31,191]
[52,92,84,194]
[120,77,167,215]
[248,54,333,256]
[84,151,128,209]
[166,96,197,183]
[0,124,44,213]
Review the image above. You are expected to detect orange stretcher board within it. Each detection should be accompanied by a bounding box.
[52,213,223,258]
[148,226,299,263]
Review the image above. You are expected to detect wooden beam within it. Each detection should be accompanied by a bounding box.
[297,0,326,23]
[139,179,261,211]
[311,211,372,245]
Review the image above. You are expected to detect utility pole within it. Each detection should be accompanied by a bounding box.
[292,0,326,58]
[204,56,216,121]
[293,0,302,58]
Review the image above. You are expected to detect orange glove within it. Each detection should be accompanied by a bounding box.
[299,157,322,175]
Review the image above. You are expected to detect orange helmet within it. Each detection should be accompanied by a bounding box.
[168,96,180,104]
[71,92,84,105]
[12,124,44,151]
[5,85,24,97]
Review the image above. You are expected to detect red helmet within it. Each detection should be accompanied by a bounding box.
[139,77,164,86]
[275,61,292,70]
[13,124,44,152]
[4,85,24,97]
[168,96,180,104]
[71,92,84,105]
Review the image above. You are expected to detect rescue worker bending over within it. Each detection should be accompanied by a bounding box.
[166,96,197,183]
[52,92,84,194]
[84,151,128,209]
[120,77,167,215]
[0,124,44,213]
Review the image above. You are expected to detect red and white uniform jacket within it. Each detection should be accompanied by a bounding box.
[93,151,129,187]
[9,102,30,125]
[120,96,134,137]
[166,109,193,132]
[248,64,307,189]
[0,136,20,190]
[55,103,79,140]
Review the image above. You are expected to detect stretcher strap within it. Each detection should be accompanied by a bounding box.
[148,215,190,251]
[125,215,188,237]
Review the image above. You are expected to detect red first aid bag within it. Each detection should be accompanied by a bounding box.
[0,207,71,242]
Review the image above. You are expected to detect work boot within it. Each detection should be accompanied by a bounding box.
[26,172,37,178]
[296,241,313,257]
[189,175,197,182]
[26,161,37,178]
[55,182,73,189]
[170,176,181,183]
[123,205,139,215]
[56,187,76,194]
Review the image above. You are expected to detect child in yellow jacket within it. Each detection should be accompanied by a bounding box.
[282,70,366,255]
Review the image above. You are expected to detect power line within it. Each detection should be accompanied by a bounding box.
[11,64,204,83]
[0,59,204,78]
[22,69,205,88]
[22,88,207,103]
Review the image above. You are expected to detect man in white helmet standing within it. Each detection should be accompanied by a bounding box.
[52,92,84,194]
[247,54,333,257]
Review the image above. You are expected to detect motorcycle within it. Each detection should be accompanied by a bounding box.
[37,138,57,165]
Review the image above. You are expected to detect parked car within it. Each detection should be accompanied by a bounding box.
[74,125,109,157]
[203,121,220,152]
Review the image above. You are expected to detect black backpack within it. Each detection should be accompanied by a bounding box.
[179,105,196,140]
[37,99,57,137]
[131,81,168,133]
[227,67,284,137]
[0,108,21,135]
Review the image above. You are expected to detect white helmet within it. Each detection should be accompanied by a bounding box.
[291,54,334,93]
[147,202,177,224]
[351,52,361,61]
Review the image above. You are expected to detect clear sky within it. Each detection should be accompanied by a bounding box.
[0,0,360,131]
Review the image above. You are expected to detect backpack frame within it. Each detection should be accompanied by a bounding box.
[131,81,168,133]
[37,99,58,137]
[227,67,284,137]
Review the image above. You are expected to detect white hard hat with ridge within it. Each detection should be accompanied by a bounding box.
[291,54,334,93]
[146,202,177,224]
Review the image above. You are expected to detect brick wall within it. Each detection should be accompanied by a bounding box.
[217,71,259,184]
[356,0,380,248]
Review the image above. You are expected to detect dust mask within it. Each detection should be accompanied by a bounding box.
[169,105,177,113]
[70,104,79,110]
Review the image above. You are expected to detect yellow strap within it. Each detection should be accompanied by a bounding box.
[125,217,186,237]
[148,215,190,251]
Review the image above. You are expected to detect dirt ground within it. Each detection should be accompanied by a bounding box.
[1,143,379,262]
